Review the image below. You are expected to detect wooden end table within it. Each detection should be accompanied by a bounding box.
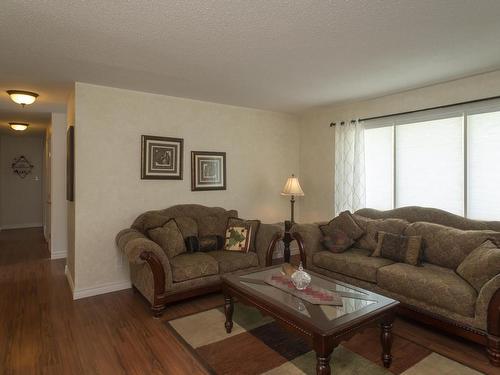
[222,266,398,375]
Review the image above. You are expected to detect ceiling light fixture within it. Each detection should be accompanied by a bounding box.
[9,122,29,131]
[6,90,39,107]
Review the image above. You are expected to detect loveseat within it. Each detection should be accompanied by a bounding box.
[291,206,500,365]
[116,204,282,316]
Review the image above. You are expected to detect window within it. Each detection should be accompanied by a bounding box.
[364,103,500,220]
[364,125,393,210]
[468,110,500,220]
[395,117,464,215]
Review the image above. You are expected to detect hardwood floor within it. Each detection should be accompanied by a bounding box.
[0,228,219,375]
[0,228,497,374]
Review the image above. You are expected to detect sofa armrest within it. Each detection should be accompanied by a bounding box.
[290,223,322,269]
[255,223,283,266]
[476,274,500,336]
[116,229,173,291]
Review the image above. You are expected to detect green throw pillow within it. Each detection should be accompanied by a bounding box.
[148,218,187,258]
[456,240,500,292]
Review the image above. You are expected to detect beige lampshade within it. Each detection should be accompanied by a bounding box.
[281,174,304,196]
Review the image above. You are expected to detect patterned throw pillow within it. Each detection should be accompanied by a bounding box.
[319,211,365,242]
[226,217,260,252]
[321,229,355,253]
[373,231,422,266]
[456,240,500,292]
[147,218,187,258]
[224,223,252,252]
[352,214,409,251]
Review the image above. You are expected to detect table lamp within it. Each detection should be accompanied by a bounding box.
[281,174,304,224]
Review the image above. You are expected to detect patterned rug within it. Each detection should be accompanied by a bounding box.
[166,303,483,375]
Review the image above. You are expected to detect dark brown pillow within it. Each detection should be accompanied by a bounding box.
[147,218,186,258]
[352,214,409,251]
[457,240,500,292]
[319,211,364,242]
[321,229,355,253]
[184,236,199,253]
[373,231,422,266]
[199,235,224,252]
[226,217,260,252]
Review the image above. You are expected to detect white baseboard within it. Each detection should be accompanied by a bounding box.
[0,222,43,230]
[64,264,131,300]
[65,265,75,293]
[72,280,131,300]
[51,249,67,259]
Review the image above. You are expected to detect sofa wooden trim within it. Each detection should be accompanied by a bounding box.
[292,232,500,366]
[138,232,282,317]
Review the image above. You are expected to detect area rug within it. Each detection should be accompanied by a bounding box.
[166,303,483,375]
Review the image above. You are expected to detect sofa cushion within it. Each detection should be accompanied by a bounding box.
[321,229,355,253]
[404,221,500,269]
[226,217,260,252]
[312,248,395,283]
[373,231,422,266]
[147,219,186,258]
[319,211,365,241]
[352,214,409,251]
[377,263,477,317]
[456,240,500,292]
[170,253,219,282]
[207,250,259,273]
[175,216,198,238]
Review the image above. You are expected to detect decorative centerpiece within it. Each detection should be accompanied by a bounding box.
[291,262,311,290]
[269,262,343,306]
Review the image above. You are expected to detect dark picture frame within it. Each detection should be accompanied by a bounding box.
[141,135,183,180]
[191,151,226,191]
[66,126,74,201]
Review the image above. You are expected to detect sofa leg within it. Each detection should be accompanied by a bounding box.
[151,305,165,319]
[487,335,500,366]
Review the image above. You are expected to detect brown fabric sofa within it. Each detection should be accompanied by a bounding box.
[291,206,500,365]
[116,204,282,316]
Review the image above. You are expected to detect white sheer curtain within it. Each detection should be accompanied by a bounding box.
[334,120,366,215]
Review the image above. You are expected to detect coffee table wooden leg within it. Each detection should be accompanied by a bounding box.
[224,295,234,333]
[380,317,394,368]
[316,352,332,375]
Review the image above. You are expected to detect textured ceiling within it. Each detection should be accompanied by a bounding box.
[1,0,500,114]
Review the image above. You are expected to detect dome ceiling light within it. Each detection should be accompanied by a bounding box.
[6,90,39,107]
[9,122,29,131]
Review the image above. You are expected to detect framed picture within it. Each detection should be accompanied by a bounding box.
[67,126,74,201]
[141,135,183,180]
[191,151,226,191]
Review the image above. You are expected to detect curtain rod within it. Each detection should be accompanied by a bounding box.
[329,94,500,127]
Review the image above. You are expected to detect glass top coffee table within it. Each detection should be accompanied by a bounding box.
[222,265,399,375]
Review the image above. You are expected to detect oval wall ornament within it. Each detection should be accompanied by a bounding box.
[11,155,34,178]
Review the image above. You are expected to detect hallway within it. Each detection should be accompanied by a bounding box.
[0,228,213,375]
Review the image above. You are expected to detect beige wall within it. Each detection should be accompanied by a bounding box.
[72,83,299,294]
[50,113,68,259]
[0,135,44,228]
[299,69,500,222]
